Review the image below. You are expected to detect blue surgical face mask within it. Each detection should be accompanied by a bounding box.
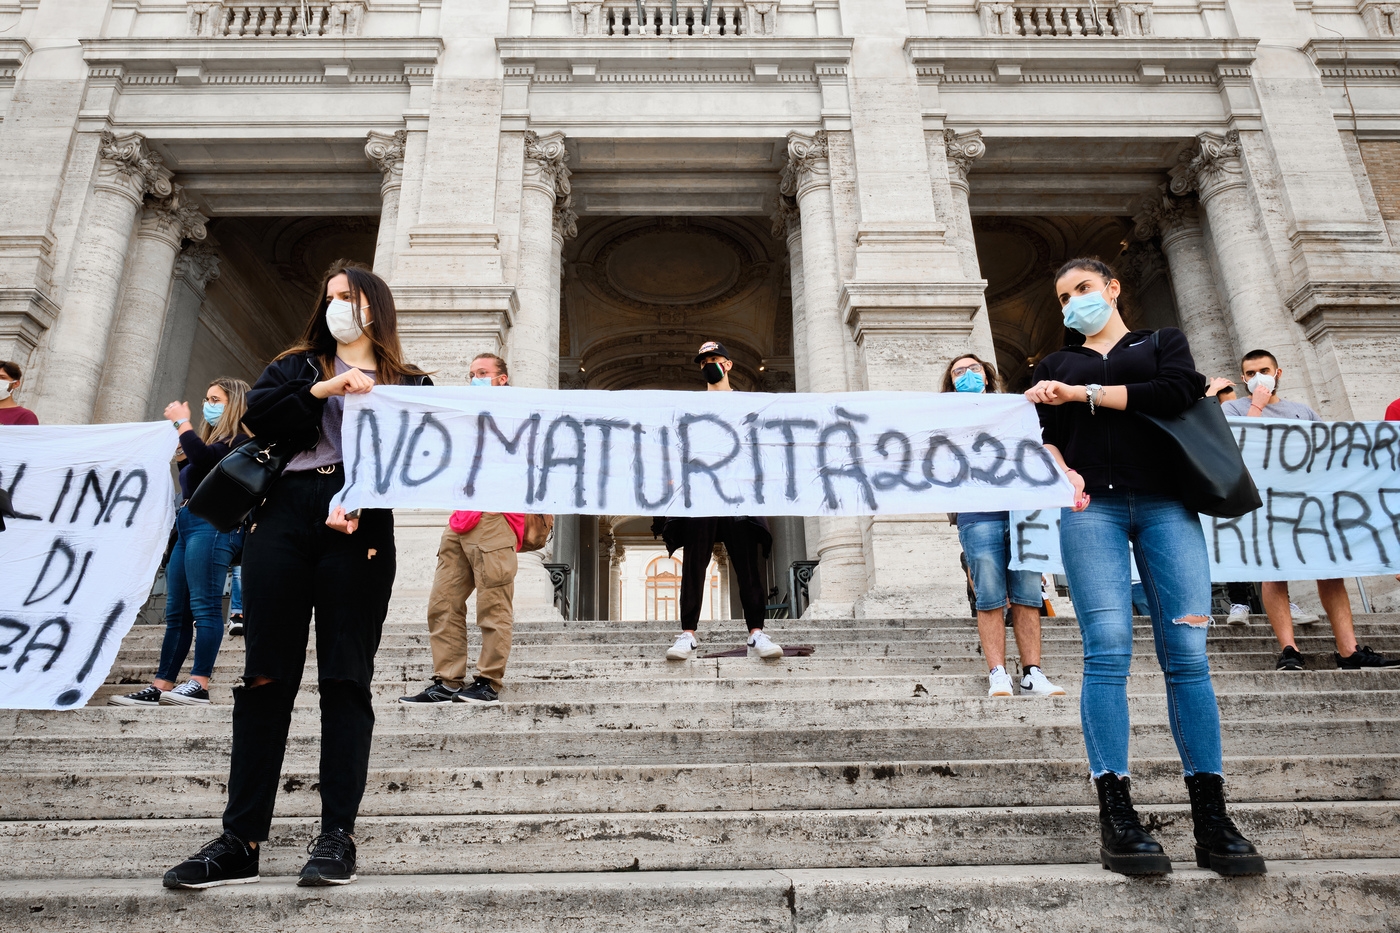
[470,377,494,387]
[202,402,225,426]
[953,369,985,394]
[1062,290,1115,336]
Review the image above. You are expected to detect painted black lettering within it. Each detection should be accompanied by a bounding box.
[763,419,818,502]
[47,468,74,523]
[816,408,876,511]
[537,415,587,508]
[1376,489,1400,554]
[1307,422,1330,473]
[1372,423,1399,471]
[743,413,765,506]
[76,602,124,683]
[23,538,77,606]
[923,436,970,488]
[1327,421,1372,471]
[1332,491,1388,563]
[68,470,119,525]
[1014,439,1061,487]
[0,618,29,669]
[969,433,1016,487]
[631,425,674,509]
[1015,510,1050,563]
[585,418,629,510]
[13,617,69,673]
[1265,489,1334,568]
[678,414,743,508]
[465,412,540,500]
[872,431,931,492]
[1211,514,1249,565]
[64,552,94,606]
[1277,426,1311,473]
[400,413,452,488]
[0,464,42,520]
[102,470,148,527]
[347,408,410,496]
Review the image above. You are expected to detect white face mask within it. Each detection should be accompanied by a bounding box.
[1245,372,1276,395]
[0,381,12,402]
[325,299,366,345]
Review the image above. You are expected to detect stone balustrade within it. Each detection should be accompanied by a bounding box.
[978,0,1152,36]
[569,2,775,36]
[186,1,367,37]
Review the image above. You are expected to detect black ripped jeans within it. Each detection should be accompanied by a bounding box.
[222,466,396,843]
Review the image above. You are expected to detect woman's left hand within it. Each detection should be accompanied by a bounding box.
[1024,381,1085,406]
[164,401,192,427]
[326,505,359,535]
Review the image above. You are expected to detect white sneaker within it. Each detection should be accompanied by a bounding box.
[988,666,1014,697]
[666,632,699,661]
[1226,604,1251,626]
[1019,666,1066,696]
[1290,603,1320,625]
[747,631,784,660]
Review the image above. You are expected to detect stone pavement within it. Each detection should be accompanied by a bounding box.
[2,604,1398,930]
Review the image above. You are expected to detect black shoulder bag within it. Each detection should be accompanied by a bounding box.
[1135,332,1262,518]
[187,439,292,533]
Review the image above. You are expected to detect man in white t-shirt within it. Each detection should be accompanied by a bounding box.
[1222,350,1400,672]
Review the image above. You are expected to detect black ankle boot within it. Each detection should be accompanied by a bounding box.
[1094,773,1172,875]
[1184,773,1267,875]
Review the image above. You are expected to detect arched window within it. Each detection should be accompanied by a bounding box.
[645,555,682,621]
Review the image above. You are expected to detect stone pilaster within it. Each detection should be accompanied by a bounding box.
[146,242,221,419]
[780,131,866,617]
[94,185,208,424]
[1132,185,1236,381]
[939,128,996,361]
[366,130,407,281]
[1169,131,1305,388]
[33,132,173,424]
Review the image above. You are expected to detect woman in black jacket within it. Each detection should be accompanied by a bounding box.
[163,260,430,890]
[1026,258,1263,878]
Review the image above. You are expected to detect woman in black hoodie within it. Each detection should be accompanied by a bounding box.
[1026,258,1263,878]
[163,260,430,891]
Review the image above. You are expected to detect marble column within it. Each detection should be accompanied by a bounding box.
[608,542,625,621]
[35,132,172,424]
[94,185,208,424]
[146,243,221,419]
[1132,186,1237,381]
[1169,131,1304,380]
[941,129,996,361]
[780,130,866,617]
[771,195,820,562]
[366,130,406,281]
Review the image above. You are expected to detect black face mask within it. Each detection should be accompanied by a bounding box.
[702,362,725,384]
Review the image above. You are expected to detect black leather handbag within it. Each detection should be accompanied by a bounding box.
[1136,333,1262,518]
[187,438,292,533]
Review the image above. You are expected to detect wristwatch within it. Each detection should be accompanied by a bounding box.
[1085,384,1103,415]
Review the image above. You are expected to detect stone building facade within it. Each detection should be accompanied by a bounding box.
[2,0,1398,617]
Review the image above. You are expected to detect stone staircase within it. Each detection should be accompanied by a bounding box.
[3,601,1399,931]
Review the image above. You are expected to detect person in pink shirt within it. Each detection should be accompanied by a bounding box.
[401,353,523,706]
[0,360,39,425]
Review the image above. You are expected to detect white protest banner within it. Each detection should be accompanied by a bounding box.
[1008,417,1400,582]
[1,423,176,709]
[334,387,1075,518]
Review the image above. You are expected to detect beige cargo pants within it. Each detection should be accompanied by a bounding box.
[426,514,518,690]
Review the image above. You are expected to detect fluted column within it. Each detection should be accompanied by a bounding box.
[94,185,208,423]
[1132,186,1236,380]
[771,195,819,563]
[36,132,172,423]
[1169,131,1304,381]
[366,130,406,281]
[942,129,996,360]
[512,130,570,392]
[146,243,221,419]
[780,131,865,617]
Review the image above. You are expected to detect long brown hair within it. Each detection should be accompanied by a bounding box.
[201,377,250,445]
[276,259,429,386]
[940,352,1001,394]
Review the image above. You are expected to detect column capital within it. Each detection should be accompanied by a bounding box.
[769,194,800,240]
[943,128,986,193]
[140,185,209,248]
[780,130,830,199]
[524,130,572,200]
[553,195,578,242]
[1132,184,1200,241]
[1168,130,1244,202]
[175,242,221,293]
[365,129,407,191]
[96,131,173,204]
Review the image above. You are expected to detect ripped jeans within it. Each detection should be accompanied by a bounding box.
[1061,491,1222,779]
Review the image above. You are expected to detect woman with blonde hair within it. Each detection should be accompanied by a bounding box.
[111,377,252,707]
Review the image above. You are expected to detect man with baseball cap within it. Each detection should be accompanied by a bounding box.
[651,340,783,660]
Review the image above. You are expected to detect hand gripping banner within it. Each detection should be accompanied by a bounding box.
[1,423,177,710]
[334,387,1076,518]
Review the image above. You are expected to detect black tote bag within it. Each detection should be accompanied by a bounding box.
[187,438,292,533]
[1136,333,1262,518]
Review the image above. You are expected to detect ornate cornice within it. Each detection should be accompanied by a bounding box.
[141,185,209,247]
[96,131,173,204]
[175,241,221,292]
[780,130,829,199]
[944,128,986,192]
[1168,130,1244,202]
[365,129,407,190]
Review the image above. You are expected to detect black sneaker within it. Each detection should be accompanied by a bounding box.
[1336,645,1400,669]
[163,831,259,889]
[1275,646,1306,671]
[454,677,500,705]
[161,680,211,706]
[298,829,356,886]
[228,614,245,637]
[398,680,458,705]
[109,685,162,707]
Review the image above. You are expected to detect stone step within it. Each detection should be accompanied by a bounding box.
[3,801,1397,879]
[5,719,1395,768]
[16,690,1399,739]
[88,668,1400,705]
[6,861,1398,933]
[4,754,1395,822]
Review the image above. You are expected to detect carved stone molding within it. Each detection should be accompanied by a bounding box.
[96,131,173,204]
[365,129,407,190]
[554,196,579,242]
[944,128,986,193]
[1116,238,1168,291]
[524,130,572,200]
[1168,130,1244,202]
[141,185,209,248]
[175,242,222,292]
[1132,184,1199,241]
[770,194,800,239]
[780,130,830,199]
[1360,1,1398,37]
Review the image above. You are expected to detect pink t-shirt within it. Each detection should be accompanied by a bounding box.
[0,406,38,425]
[449,511,526,551]
[1386,398,1400,422]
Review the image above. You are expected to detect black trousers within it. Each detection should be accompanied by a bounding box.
[677,517,767,632]
[222,467,396,842]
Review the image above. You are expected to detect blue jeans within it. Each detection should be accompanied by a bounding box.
[157,508,243,681]
[1060,492,1221,778]
[230,565,243,616]
[957,517,1043,611]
